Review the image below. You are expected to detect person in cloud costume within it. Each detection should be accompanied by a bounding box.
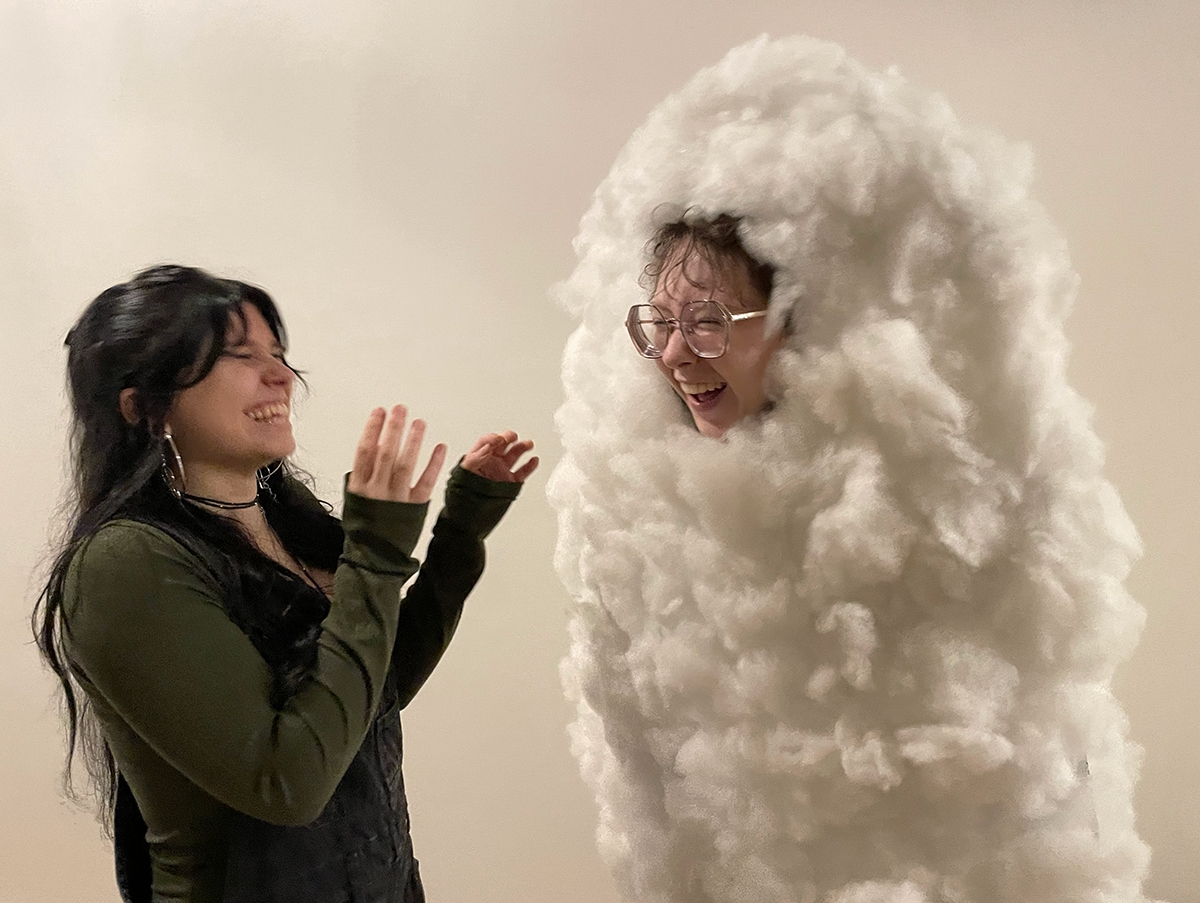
[548,35,1155,903]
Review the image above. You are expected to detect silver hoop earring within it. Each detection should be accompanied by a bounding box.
[161,429,186,500]
[257,459,283,501]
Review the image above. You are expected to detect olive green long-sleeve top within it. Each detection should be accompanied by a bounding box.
[63,465,520,902]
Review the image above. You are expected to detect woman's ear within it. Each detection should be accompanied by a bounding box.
[118,388,140,425]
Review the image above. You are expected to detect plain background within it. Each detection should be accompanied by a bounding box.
[1,2,1195,901]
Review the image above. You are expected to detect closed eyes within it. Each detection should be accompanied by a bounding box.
[221,348,293,372]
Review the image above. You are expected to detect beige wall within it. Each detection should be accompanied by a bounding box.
[1,1,1195,900]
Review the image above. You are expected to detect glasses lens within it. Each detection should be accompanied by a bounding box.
[682,301,729,358]
[628,305,669,357]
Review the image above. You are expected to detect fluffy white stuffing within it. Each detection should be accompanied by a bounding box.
[549,35,1153,903]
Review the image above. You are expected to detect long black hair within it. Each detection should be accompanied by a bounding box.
[34,264,343,830]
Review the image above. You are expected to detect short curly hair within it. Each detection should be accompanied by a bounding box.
[641,211,775,309]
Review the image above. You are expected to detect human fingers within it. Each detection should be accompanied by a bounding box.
[348,407,386,495]
[500,438,534,467]
[389,418,427,497]
[367,405,408,496]
[462,433,508,473]
[409,442,448,503]
[512,455,540,483]
[467,433,504,456]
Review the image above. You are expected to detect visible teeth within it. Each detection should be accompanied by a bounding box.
[248,403,289,422]
[679,382,726,395]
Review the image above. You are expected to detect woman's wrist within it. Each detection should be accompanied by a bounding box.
[440,462,522,539]
[341,478,430,567]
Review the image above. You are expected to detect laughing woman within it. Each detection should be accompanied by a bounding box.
[550,37,1150,903]
[34,265,537,903]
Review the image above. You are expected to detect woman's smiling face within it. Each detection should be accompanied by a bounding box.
[166,303,297,477]
[650,249,782,437]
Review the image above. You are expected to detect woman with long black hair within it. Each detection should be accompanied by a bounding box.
[35,264,537,902]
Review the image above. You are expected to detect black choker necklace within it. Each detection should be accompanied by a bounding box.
[182,492,260,510]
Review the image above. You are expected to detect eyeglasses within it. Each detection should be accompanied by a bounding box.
[626,299,768,359]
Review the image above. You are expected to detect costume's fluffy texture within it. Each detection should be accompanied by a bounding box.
[548,36,1153,903]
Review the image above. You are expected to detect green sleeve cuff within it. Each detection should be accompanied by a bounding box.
[441,462,522,539]
[340,479,429,574]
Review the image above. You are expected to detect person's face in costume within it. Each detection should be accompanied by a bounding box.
[166,304,297,477]
[652,250,782,437]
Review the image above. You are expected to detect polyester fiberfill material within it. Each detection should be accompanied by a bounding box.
[549,35,1154,903]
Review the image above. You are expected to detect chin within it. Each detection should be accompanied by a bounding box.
[691,416,730,438]
[262,440,296,463]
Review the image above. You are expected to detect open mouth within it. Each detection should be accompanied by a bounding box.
[246,402,290,424]
[679,381,726,408]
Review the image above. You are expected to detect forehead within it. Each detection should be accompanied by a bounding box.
[225,304,280,347]
[651,247,760,309]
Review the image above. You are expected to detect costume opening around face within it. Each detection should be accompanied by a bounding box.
[548,35,1153,903]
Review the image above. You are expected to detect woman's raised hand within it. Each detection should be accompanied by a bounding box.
[461,431,539,483]
[348,405,447,504]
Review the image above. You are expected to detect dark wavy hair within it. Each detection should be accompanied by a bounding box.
[642,210,776,307]
[33,264,343,831]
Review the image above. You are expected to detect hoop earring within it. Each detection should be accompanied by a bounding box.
[161,429,186,500]
[257,459,283,501]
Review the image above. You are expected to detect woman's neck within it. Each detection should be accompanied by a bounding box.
[181,464,330,594]
[180,464,263,531]
[183,463,259,506]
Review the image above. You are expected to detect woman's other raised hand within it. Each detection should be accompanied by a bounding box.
[461,431,539,483]
[348,405,447,504]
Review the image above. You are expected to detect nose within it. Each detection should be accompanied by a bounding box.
[659,325,697,368]
[262,356,294,389]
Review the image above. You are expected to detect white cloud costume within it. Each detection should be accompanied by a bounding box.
[548,36,1153,903]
